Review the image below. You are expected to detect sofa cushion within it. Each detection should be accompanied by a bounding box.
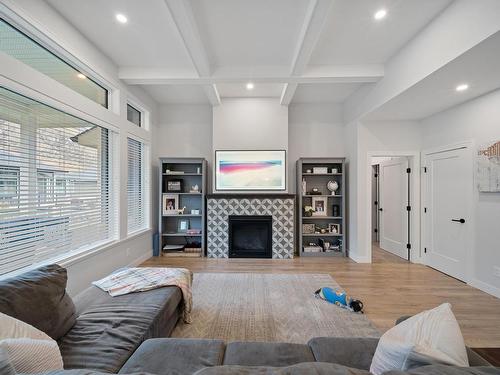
[59,285,182,373]
[0,264,76,340]
[223,342,315,367]
[384,364,500,375]
[194,362,371,375]
[308,337,379,371]
[119,338,225,375]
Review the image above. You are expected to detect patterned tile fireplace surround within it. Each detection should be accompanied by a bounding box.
[207,194,295,259]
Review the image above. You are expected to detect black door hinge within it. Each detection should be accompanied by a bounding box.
[374,201,378,206]
[407,243,411,250]
[424,247,427,254]
[424,167,427,173]
[406,206,411,211]
[424,207,427,213]
[374,228,378,233]
[374,173,378,178]
[406,168,411,174]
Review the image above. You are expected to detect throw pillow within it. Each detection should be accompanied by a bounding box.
[0,264,76,339]
[0,347,16,375]
[0,312,52,341]
[370,303,468,375]
[0,338,63,373]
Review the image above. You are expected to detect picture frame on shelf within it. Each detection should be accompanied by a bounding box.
[302,223,315,234]
[167,179,183,192]
[162,194,179,215]
[312,196,327,216]
[178,219,189,233]
[313,167,328,174]
[328,223,340,234]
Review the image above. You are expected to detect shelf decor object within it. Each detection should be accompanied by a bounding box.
[296,157,347,257]
[159,157,207,257]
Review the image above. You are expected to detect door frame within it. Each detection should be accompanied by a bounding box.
[421,141,475,283]
[365,151,421,264]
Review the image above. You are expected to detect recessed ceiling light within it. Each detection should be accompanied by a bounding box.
[374,9,387,20]
[246,82,254,90]
[456,83,469,92]
[77,73,86,80]
[115,13,128,24]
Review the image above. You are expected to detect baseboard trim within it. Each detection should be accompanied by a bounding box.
[469,278,500,299]
[349,253,371,263]
[128,251,152,267]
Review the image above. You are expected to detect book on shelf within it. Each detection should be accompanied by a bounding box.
[184,247,202,253]
[165,171,185,175]
[303,245,322,253]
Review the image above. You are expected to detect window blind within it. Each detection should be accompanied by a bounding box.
[0,87,117,276]
[127,138,148,234]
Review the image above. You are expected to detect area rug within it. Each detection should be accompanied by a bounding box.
[172,273,380,343]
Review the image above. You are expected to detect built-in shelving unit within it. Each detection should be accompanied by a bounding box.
[158,157,207,257]
[296,158,347,257]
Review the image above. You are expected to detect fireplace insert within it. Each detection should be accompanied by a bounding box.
[228,215,272,258]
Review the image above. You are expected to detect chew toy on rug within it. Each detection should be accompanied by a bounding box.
[315,287,364,313]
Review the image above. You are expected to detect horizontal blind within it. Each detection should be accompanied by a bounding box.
[0,87,117,276]
[127,138,147,234]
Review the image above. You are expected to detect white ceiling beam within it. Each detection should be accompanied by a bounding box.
[280,0,333,105]
[163,0,220,105]
[119,64,383,85]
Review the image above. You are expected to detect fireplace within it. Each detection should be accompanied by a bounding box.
[228,215,272,258]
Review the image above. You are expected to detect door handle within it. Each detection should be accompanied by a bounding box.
[451,218,465,224]
[379,208,383,212]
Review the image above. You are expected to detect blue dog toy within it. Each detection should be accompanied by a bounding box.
[315,287,364,313]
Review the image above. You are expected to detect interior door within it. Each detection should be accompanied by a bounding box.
[423,146,472,281]
[379,157,409,259]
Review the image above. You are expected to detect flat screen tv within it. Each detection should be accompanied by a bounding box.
[215,150,286,191]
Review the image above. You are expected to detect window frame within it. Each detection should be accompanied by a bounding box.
[127,103,143,127]
[0,15,112,109]
[126,136,150,235]
[0,86,119,277]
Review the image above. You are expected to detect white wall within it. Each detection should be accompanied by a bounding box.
[350,120,421,262]
[212,98,289,192]
[344,0,500,122]
[152,104,213,229]
[288,103,345,193]
[420,89,500,297]
[0,0,159,295]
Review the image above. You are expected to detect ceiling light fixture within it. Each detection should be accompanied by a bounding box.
[77,73,87,79]
[374,9,387,21]
[455,83,469,92]
[246,82,254,90]
[115,13,128,24]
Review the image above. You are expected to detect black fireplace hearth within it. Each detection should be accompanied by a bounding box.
[228,215,272,258]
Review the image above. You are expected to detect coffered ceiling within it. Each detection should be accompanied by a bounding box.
[47,0,453,105]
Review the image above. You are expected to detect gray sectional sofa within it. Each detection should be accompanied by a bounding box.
[0,265,497,375]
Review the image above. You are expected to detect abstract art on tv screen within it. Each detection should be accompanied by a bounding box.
[477,140,500,192]
[215,150,286,191]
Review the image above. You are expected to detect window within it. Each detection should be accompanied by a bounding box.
[0,166,19,209]
[127,138,148,234]
[0,87,117,276]
[0,18,108,108]
[127,104,142,127]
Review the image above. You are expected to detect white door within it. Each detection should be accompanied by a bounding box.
[379,157,409,259]
[423,146,472,281]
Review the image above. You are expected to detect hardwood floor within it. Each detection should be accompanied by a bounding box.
[142,246,500,348]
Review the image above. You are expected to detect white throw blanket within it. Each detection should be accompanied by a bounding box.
[93,267,193,323]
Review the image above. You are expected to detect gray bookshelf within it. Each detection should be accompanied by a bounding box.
[158,157,207,257]
[296,157,347,257]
